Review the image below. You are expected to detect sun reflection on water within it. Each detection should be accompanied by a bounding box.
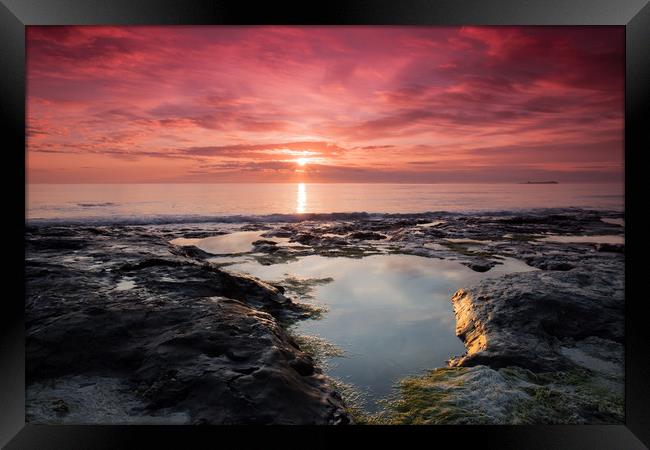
[296,183,307,213]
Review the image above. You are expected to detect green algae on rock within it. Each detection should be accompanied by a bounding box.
[382,365,623,425]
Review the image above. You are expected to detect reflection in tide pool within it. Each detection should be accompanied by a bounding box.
[227,254,537,412]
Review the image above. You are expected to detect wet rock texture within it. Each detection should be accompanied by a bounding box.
[449,266,624,372]
[247,208,625,273]
[26,227,349,425]
[26,209,624,425]
[389,251,625,424]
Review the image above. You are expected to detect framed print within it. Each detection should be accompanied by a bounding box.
[1,0,649,448]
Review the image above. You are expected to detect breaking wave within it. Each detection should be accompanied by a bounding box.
[25,207,621,227]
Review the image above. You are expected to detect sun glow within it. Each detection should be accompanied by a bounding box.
[296,157,308,166]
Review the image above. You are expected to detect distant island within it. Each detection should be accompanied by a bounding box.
[519,181,559,184]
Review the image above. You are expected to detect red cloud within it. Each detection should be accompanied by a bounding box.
[27,26,623,183]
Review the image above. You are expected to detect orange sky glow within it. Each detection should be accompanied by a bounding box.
[27,26,624,183]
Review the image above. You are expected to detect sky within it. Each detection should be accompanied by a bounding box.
[26,26,624,184]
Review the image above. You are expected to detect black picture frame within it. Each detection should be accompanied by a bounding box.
[2,0,648,448]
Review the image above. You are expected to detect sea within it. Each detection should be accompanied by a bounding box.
[26,182,624,225]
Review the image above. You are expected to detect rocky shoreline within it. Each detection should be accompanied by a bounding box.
[26,229,349,424]
[25,208,624,424]
[381,265,624,424]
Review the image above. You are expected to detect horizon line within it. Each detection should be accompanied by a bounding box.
[25,180,624,185]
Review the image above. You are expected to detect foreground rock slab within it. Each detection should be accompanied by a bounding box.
[449,267,623,372]
[26,228,349,425]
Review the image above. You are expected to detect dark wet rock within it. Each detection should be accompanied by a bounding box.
[131,298,345,424]
[289,354,316,376]
[387,229,414,242]
[349,231,386,240]
[25,230,350,425]
[269,283,286,294]
[52,399,70,415]
[594,243,624,253]
[547,262,574,271]
[178,230,226,238]
[499,215,570,225]
[448,267,624,372]
[240,224,271,231]
[214,270,290,308]
[120,258,305,319]
[169,244,215,259]
[524,255,575,271]
[252,239,280,253]
[322,237,349,247]
[292,233,316,245]
[464,261,493,272]
[27,236,90,251]
[119,258,185,271]
[253,239,277,246]
[261,228,293,238]
[423,228,447,238]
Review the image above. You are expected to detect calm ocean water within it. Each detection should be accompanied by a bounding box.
[26,183,624,224]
